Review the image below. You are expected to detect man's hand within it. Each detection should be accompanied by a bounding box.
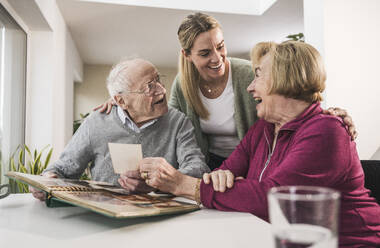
[93,98,116,114]
[139,157,185,195]
[203,170,236,192]
[118,170,154,193]
[30,172,58,201]
[323,107,358,140]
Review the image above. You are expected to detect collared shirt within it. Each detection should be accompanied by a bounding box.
[117,106,157,133]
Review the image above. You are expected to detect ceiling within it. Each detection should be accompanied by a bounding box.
[57,0,304,68]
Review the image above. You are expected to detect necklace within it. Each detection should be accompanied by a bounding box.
[200,71,229,98]
[202,84,212,93]
[200,82,226,99]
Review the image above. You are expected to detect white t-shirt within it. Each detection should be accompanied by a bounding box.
[199,61,240,158]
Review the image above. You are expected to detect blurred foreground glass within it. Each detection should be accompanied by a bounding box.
[0,184,10,199]
[268,186,340,248]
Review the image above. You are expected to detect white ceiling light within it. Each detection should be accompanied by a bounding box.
[78,0,277,15]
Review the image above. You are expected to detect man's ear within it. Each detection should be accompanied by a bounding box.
[114,95,127,110]
[181,49,192,62]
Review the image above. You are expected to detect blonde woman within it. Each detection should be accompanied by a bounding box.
[168,13,257,170]
[96,13,357,170]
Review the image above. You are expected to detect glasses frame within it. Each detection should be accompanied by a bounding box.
[125,75,165,96]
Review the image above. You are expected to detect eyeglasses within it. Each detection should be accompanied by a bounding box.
[126,75,165,96]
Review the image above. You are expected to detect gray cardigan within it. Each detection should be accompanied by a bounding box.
[169,57,258,159]
[44,107,210,184]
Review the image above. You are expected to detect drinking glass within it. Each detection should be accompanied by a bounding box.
[268,186,340,248]
[0,184,10,199]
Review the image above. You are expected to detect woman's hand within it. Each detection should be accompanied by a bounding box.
[203,170,236,192]
[118,170,154,193]
[93,98,116,114]
[323,107,358,140]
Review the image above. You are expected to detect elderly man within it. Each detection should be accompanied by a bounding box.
[31,58,209,200]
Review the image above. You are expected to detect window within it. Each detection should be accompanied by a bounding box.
[0,4,26,184]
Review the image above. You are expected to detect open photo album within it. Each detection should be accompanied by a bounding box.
[6,171,199,219]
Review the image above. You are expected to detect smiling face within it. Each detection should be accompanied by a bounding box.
[115,60,168,125]
[247,54,276,121]
[184,28,227,83]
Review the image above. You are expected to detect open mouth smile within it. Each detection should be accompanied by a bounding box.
[208,64,222,70]
[253,97,262,104]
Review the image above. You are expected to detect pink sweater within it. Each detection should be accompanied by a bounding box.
[200,102,380,247]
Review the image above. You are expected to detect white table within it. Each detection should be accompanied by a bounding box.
[0,194,274,248]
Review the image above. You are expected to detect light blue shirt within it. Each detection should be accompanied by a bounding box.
[117,106,157,133]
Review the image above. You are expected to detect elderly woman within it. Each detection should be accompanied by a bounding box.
[135,41,380,247]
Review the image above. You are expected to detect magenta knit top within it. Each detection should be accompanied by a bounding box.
[200,102,380,247]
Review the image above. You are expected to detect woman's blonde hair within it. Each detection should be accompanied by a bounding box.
[177,12,221,119]
[251,41,326,103]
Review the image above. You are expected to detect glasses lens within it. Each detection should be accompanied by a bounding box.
[144,76,165,96]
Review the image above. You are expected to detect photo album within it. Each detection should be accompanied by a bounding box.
[6,171,199,219]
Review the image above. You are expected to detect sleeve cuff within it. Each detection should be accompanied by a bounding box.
[200,180,215,208]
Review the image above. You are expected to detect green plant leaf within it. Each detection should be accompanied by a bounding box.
[8,144,54,191]
[33,149,37,161]
[32,153,42,175]
[44,148,53,170]
[20,164,27,173]
[28,160,33,174]
[24,144,32,159]
[18,149,24,171]
[10,157,16,172]
[37,165,43,175]
[17,182,22,193]
[22,182,29,193]
[80,113,89,119]
[285,32,305,42]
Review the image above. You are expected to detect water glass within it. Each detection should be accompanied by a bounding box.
[268,186,340,248]
[0,184,10,199]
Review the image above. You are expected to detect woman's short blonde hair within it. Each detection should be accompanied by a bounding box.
[251,41,326,103]
[177,12,221,119]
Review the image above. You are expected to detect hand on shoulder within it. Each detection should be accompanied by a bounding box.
[323,107,357,140]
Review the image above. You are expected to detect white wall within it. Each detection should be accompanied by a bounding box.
[304,0,380,159]
[74,64,111,119]
[74,64,177,120]
[3,0,83,161]
[372,147,380,160]
[27,31,54,152]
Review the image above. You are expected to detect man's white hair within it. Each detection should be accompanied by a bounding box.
[106,58,138,97]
